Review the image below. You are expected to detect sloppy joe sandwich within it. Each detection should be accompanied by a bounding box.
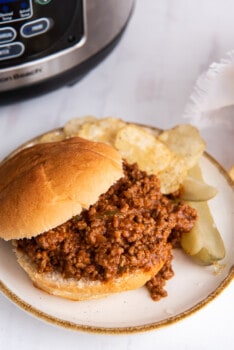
[0,134,198,301]
[0,117,225,301]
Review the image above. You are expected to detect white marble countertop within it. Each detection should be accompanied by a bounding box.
[0,1,233,349]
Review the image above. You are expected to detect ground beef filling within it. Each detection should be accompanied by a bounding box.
[17,162,197,301]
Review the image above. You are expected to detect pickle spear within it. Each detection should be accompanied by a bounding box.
[180,165,226,265]
[181,200,226,265]
[180,176,217,201]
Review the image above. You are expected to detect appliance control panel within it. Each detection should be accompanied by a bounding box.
[0,0,33,23]
[0,0,84,68]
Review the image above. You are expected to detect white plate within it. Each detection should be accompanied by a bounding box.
[0,130,234,334]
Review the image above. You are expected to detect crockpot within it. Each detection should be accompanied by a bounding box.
[0,0,134,100]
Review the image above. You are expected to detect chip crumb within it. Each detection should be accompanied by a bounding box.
[212,261,226,275]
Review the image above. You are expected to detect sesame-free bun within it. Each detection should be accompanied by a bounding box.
[0,137,123,241]
[15,247,166,301]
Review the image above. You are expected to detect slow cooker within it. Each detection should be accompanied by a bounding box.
[0,0,134,100]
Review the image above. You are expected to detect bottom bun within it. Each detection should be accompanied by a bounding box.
[15,249,165,301]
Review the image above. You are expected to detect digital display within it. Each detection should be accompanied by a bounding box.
[0,0,32,23]
[0,1,20,3]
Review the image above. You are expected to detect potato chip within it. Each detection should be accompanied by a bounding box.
[158,124,206,169]
[74,117,126,145]
[64,116,97,137]
[115,125,172,172]
[39,130,66,143]
[157,156,187,194]
[137,125,160,137]
[114,124,188,193]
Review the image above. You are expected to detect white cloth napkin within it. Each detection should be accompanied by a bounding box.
[184,50,234,123]
[183,51,234,170]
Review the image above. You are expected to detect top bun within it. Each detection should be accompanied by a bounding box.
[0,137,123,240]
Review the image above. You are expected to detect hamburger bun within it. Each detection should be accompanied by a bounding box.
[15,247,166,301]
[0,137,123,240]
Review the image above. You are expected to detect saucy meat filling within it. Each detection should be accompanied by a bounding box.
[17,162,197,301]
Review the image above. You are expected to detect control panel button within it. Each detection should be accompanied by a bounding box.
[20,18,50,38]
[0,42,25,61]
[35,0,53,4]
[0,0,32,23]
[0,27,17,44]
